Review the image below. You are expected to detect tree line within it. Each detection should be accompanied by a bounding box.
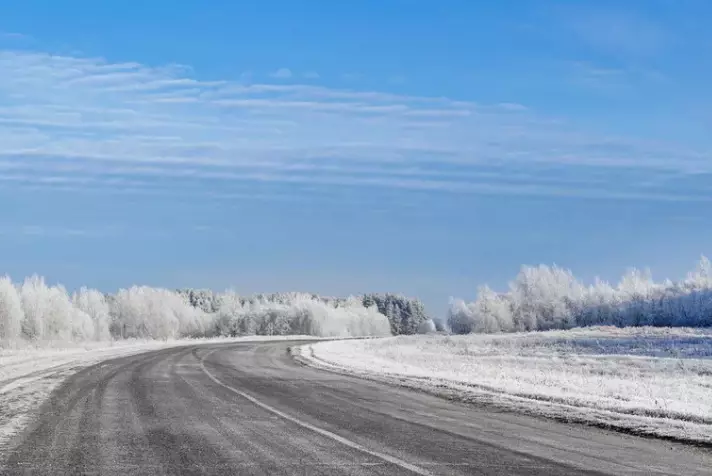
[448,256,712,334]
[0,276,429,345]
[177,289,430,336]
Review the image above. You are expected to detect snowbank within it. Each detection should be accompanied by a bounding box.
[294,327,712,444]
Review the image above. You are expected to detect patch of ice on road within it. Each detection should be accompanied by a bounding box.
[294,326,712,444]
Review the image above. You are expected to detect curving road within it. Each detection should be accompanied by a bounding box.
[1,341,711,475]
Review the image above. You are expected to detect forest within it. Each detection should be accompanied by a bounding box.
[4,255,712,346]
[0,277,426,344]
[448,256,712,333]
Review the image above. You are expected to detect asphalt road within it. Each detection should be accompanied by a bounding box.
[1,341,711,475]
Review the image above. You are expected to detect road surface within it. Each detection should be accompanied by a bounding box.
[1,341,710,475]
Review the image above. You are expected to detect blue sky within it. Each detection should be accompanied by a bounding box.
[1,0,711,315]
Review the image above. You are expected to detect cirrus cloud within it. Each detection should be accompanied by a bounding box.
[0,48,709,203]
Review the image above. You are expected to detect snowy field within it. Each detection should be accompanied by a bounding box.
[295,327,712,444]
[0,335,323,449]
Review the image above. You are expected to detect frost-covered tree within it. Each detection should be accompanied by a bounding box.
[447,298,477,334]
[109,286,206,340]
[361,293,428,335]
[212,292,391,338]
[177,288,222,313]
[449,256,712,334]
[45,284,76,341]
[20,275,49,340]
[509,265,582,331]
[19,276,77,341]
[178,289,424,336]
[432,317,448,332]
[73,287,112,341]
[616,268,654,327]
[447,286,514,334]
[71,307,95,342]
[417,318,437,334]
[0,276,23,341]
[473,285,514,333]
[213,290,244,337]
[2,275,399,345]
[687,255,712,288]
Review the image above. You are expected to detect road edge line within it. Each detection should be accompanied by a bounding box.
[199,348,432,476]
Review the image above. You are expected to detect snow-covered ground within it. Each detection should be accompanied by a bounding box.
[0,335,322,450]
[294,327,712,444]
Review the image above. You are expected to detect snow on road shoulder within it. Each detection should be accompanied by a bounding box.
[293,327,712,445]
[0,335,324,450]
[0,340,175,449]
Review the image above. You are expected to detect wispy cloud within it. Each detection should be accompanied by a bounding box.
[563,7,671,57]
[569,61,630,90]
[269,67,292,79]
[496,102,528,112]
[568,61,668,92]
[0,224,117,238]
[341,72,362,81]
[1,32,30,40]
[0,48,708,202]
[303,71,320,79]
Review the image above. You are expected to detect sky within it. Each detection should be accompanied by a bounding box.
[1,0,711,316]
